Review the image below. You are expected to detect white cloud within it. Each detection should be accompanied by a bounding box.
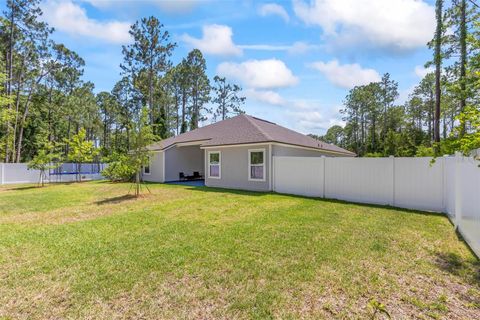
[156,0,202,13]
[238,44,291,51]
[217,59,298,89]
[287,108,344,133]
[42,0,131,44]
[280,99,345,133]
[258,3,290,22]
[82,0,202,13]
[287,41,317,54]
[414,65,434,78]
[293,0,435,51]
[80,0,113,8]
[245,89,287,106]
[309,59,381,89]
[181,24,242,56]
[238,41,319,55]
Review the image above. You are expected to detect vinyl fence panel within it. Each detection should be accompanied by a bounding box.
[0,163,105,185]
[393,157,444,212]
[273,156,324,197]
[2,163,41,184]
[324,157,394,205]
[444,156,456,220]
[455,157,480,256]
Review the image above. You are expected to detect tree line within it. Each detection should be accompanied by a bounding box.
[2,0,479,165]
[315,0,479,158]
[0,0,246,163]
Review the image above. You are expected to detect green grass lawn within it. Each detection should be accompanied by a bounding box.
[0,181,478,319]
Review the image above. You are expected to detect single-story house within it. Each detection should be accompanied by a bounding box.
[143,114,355,191]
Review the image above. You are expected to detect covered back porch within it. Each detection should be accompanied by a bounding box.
[164,142,206,183]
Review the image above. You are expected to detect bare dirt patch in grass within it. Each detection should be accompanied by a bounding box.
[76,274,234,320]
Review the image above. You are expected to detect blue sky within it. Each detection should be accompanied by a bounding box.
[34,0,436,134]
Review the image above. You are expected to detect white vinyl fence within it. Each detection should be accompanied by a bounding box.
[0,163,105,185]
[273,154,480,257]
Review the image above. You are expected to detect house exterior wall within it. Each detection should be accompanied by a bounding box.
[164,145,204,182]
[272,144,336,157]
[204,144,270,192]
[146,142,350,190]
[143,151,164,182]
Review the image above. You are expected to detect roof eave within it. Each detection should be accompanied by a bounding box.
[200,141,355,156]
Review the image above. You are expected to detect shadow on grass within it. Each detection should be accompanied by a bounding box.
[3,181,81,191]
[183,185,446,218]
[434,250,480,284]
[95,194,137,205]
[4,185,41,191]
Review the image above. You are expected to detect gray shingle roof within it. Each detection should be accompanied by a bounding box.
[148,114,355,156]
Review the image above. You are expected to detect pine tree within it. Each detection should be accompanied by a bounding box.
[185,49,210,130]
[121,16,176,136]
[212,76,246,121]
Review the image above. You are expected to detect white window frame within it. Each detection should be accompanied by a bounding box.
[143,157,151,175]
[207,151,221,179]
[248,148,266,182]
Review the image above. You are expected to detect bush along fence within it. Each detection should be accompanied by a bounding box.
[273,154,480,257]
[0,163,106,185]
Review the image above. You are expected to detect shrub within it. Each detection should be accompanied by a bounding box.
[415,145,435,157]
[102,153,136,182]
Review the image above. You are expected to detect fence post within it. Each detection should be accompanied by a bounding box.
[272,156,276,192]
[454,152,462,229]
[1,163,4,185]
[442,155,448,213]
[320,156,325,198]
[390,156,395,206]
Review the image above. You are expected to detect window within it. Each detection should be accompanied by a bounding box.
[248,149,265,181]
[208,151,221,179]
[143,162,151,175]
[143,157,151,175]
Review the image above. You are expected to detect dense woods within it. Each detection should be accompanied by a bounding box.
[317,0,480,157]
[0,0,245,163]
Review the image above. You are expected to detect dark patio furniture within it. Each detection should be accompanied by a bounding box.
[179,172,203,181]
[193,172,202,179]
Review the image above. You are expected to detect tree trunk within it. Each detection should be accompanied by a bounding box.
[78,163,82,182]
[443,111,447,139]
[371,115,376,152]
[175,96,179,135]
[459,0,467,137]
[148,69,154,124]
[12,71,24,161]
[126,126,130,150]
[15,75,43,162]
[181,89,187,133]
[222,83,226,120]
[135,170,140,197]
[66,117,71,157]
[103,110,108,149]
[434,0,442,144]
[5,4,15,162]
[48,84,53,142]
[428,95,433,144]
